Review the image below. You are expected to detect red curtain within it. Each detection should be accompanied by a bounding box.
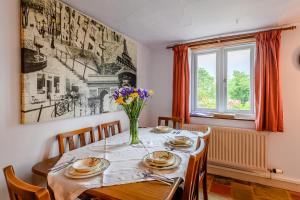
[172,45,190,124]
[255,30,283,132]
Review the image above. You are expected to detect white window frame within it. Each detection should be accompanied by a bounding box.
[191,42,256,118]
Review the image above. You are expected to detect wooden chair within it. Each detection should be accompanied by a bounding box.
[3,165,51,200]
[158,116,184,129]
[97,120,122,140]
[200,128,211,200]
[183,126,211,200]
[174,138,209,200]
[57,127,95,156]
[182,124,212,141]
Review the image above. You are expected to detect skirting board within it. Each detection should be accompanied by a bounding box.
[208,164,300,193]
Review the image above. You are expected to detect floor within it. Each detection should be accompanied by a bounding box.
[200,174,300,200]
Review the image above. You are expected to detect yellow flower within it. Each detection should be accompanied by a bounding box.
[129,92,139,99]
[115,97,125,105]
[149,90,154,95]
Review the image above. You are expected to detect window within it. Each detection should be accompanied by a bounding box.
[54,76,60,93]
[191,43,255,118]
[37,73,45,94]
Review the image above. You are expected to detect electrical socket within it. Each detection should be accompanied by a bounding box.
[268,168,283,174]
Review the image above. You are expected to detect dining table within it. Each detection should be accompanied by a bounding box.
[32,128,203,200]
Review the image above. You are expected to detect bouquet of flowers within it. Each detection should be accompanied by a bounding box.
[113,87,153,144]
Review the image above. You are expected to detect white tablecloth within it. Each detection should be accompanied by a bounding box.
[47,128,201,200]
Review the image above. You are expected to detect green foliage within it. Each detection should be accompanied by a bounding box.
[228,70,250,105]
[197,68,251,111]
[197,68,216,109]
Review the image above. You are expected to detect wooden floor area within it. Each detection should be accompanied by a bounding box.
[200,174,300,200]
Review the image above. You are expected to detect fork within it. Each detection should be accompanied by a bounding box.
[49,157,75,170]
[172,130,181,135]
[145,170,174,182]
[165,147,175,151]
[49,157,77,172]
[141,172,173,185]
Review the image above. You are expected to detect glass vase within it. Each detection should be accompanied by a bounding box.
[129,118,139,145]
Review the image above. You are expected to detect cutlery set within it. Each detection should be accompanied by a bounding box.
[49,157,77,173]
[140,171,175,185]
[172,130,181,135]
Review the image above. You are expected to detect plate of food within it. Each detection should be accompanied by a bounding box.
[64,157,110,179]
[142,151,181,169]
[167,136,194,147]
[152,126,173,133]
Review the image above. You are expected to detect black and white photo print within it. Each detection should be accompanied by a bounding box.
[20,0,137,124]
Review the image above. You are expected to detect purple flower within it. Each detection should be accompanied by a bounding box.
[126,87,134,94]
[113,90,119,100]
[143,89,150,98]
[137,88,145,100]
[120,88,128,96]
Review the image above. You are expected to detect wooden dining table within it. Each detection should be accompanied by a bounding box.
[32,128,199,200]
[33,157,176,200]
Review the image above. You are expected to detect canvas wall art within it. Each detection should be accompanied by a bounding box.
[20,0,137,124]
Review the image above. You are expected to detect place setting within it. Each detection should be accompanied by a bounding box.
[54,157,110,179]
[141,150,181,170]
[164,135,196,153]
[151,125,173,133]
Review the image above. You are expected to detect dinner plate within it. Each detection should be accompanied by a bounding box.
[145,151,176,167]
[151,126,173,133]
[167,136,194,147]
[142,152,181,170]
[72,157,101,173]
[64,158,110,179]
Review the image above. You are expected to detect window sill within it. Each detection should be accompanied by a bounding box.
[190,112,255,122]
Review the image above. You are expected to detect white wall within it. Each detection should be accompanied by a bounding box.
[0,1,152,199]
[147,46,174,125]
[267,25,300,183]
[146,25,300,183]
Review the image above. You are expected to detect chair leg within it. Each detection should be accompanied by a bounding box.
[202,171,208,200]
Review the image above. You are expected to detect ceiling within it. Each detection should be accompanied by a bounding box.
[62,0,300,47]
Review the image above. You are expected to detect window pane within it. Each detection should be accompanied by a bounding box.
[227,49,251,111]
[196,53,217,109]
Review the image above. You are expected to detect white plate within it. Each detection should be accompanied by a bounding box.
[64,158,110,179]
[142,152,181,170]
[152,126,173,133]
[167,136,194,147]
[72,157,101,173]
[144,151,176,167]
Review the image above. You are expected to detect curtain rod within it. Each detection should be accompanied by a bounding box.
[166,25,296,49]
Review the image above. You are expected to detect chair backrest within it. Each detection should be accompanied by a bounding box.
[3,165,51,200]
[164,177,184,200]
[98,120,122,140]
[182,138,208,200]
[158,116,183,129]
[201,127,211,143]
[182,125,212,142]
[57,127,95,156]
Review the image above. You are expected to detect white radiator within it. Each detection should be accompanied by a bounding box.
[183,124,268,172]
